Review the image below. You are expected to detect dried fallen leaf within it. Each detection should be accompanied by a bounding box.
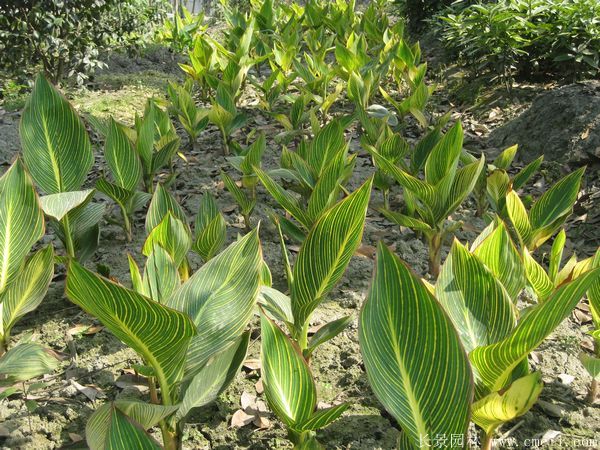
[240,391,256,410]
[253,416,271,429]
[255,379,264,395]
[69,433,84,443]
[243,358,261,371]
[355,244,376,260]
[231,409,255,428]
[70,380,106,402]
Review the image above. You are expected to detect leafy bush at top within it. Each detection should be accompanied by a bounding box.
[436,0,600,88]
[0,0,169,85]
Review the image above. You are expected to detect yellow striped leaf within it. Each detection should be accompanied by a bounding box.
[0,160,45,292]
[145,184,187,234]
[359,243,472,447]
[20,74,93,194]
[523,248,554,301]
[291,178,372,329]
[66,261,196,389]
[0,342,59,382]
[436,241,515,354]
[143,212,192,268]
[260,313,316,429]
[104,118,142,191]
[472,221,525,301]
[472,372,543,436]
[470,267,600,395]
[1,246,53,340]
[166,229,261,377]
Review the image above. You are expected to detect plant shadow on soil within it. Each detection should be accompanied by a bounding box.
[1,45,600,449]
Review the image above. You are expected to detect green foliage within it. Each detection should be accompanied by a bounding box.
[20,74,102,260]
[436,0,600,87]
[366,121,484,277]
[0,0,168,84]
[360,227,600,448]
[158,5,207,53]
[0,160,57,385]
[167,80,209,146]
[67,224,262,450]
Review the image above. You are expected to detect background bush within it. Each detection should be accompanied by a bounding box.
[435,0,600,87]
[0,0,169,86]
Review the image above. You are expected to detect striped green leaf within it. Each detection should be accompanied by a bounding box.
[588,250,600,328]
[424,122,463,185]
[0,160,45,292]
[305,120,346,177]
[20,74,93,194]
[580,353,600,380]
[1,246,54,340]
[221,171,256,217]
[177,332,249,420]
[143,212,192,268]
[522,248,554,301]
[193,193,226,262]
[40,189,95,221]
[436,156,485,222]
[142,245,180,303]
[512,156,543,191]
[66,261,196,391]
[381,209,433,233]
[258,286,294,325]
[298,403,348,431]
[505,191,533,248]
[436,240,515,354]
[0,342,59,382]
[254,167,310,229]
[307,315,352,356]
[359,243,472,447]
[471,372,543,436]
[145,184,187,234]
[86,401,176,450]
[104,118,142,191]
[165,230,261,377]
[492,145,518,170]
[549,230,566,283]
[58,201,104,262]
[470,267,600,395]
[291,178,372,329]
[472,221,525,301]
[260,313,316,429]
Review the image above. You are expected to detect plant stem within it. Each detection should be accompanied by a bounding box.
[587,379,598,404]
[481,431,493,450]
[297,321,310,353]
[427,232,443,278]
[61,215,76,258]
[382,189,390,210]
[121,206,133,242]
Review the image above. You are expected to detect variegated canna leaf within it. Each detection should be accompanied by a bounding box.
[143,212,192,267]
[470,267,600,395]
[66,261,196,389]
[359,243,472,448]
[291,178,372,329]
[1,246,54,339]
[145,184,188,233]
[471,221,525,301]
[20,74,93,194]
[471,372,543,436]
[0,342,59,382]
[0,160,45,292]
[436,240,515,354]
[166,229,262,377]
[86,401,176,450]
[260,313,316,429]
[104,117,142,191]
[193,193,226,261]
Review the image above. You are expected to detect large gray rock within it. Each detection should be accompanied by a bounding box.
[489,81,600,165]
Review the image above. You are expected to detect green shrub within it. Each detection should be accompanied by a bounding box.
[0,0,168,85]
[436,0,600,87]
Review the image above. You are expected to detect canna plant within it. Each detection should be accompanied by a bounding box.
[0,160,58,385]
[255,120,356,242]
[464,144,543,217]
[506,167,585,252]
[20,74,102,261]
[582,250,600,403]
[66,224,263,450]
[360,222,600,449]
[366,122,485,277]
[260,178,372,448]
[179,33,228,98]
[96,118,151,241]
[167,80,209,148]
[193,193,227,262]
[208,82,247,156]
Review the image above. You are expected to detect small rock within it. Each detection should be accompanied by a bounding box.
[558,374,575,385]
